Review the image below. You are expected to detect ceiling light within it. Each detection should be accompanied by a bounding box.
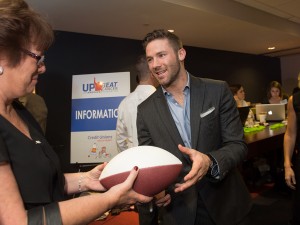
[268,47,275,50]
[168,29,174,33]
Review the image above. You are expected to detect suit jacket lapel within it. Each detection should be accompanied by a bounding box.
[154,88,184,146]
[155,88,193,163]
[190,75,205,149]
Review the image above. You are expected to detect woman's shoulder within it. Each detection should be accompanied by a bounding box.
[236,99,248,107]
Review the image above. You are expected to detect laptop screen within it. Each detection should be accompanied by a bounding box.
[237,106,250,126]
[255,104,286,121]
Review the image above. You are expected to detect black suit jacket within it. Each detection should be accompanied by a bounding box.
[137,75,252,225]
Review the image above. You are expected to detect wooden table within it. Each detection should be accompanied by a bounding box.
[244,125,286,159]
[243,125,286,188]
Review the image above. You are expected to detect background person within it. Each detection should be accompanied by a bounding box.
[229,84,255,126]
[283,93,300,225]
[229,84,249,107]
[0,1,153,224]
[19,90,48,134]
[262,80,289,104]
[116,54,158,152]
[292,72,300,94]
[137,29,252,225]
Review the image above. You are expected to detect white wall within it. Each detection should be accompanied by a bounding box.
[281,54,300,95]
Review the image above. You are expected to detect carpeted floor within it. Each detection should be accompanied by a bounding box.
[249,183,293,225]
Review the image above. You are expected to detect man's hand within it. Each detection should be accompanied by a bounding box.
[155,191,171,207]
[174,144,211,192]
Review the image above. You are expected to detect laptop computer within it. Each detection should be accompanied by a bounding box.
[237,106,250,126]
[255,103,286,121]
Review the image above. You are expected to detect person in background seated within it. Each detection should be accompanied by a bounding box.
[116,54,158,152]
[262,81,289,104]
[0,1,158,224]
[229,84,249,107]
[229,84,254,126]
[283,93,300,225]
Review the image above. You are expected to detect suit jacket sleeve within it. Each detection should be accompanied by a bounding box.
[201,80,247,180]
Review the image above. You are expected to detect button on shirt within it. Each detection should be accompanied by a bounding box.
[163,75,191,148]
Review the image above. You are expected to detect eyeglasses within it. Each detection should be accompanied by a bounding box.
[22,49,45,66]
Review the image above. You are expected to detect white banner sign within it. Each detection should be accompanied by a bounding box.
[70,72,130,163]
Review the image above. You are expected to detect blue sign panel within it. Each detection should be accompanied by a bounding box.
[71,96,124,132]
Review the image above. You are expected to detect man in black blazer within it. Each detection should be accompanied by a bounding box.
[136,30,252,225]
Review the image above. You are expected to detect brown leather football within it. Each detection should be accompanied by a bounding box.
[99,146,182,197]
